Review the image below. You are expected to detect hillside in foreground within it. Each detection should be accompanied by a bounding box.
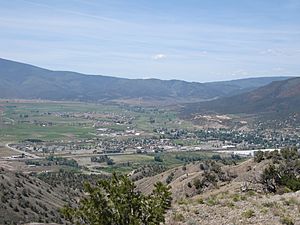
[1,148,299,224]
[136,149,300,224]
[0,168,79,224]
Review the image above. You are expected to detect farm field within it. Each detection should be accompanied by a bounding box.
[0,100,207,175]
[73,150,229,174]
[0,100,188,143]
[1,99,296,177]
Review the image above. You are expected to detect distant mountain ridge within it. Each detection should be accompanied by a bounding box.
[0,58,291,103]
[183,77,300,114]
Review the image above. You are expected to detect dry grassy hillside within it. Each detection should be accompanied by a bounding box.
[136,159,258,200]
[0,149,299,225]
[166,189,300,225]
[137,157,300,225]
[0,168,79,225]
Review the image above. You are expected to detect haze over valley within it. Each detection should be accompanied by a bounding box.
[0,1,300,225]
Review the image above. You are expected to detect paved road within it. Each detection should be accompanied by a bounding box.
[5,143,41,159]
[5,144,135,160]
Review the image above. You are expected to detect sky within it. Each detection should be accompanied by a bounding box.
[0,0,300,82]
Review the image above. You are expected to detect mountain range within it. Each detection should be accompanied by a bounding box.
[183,77,300,115]
[0,58,290,103]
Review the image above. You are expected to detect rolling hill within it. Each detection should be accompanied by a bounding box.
[0,168,76,224]
[183,77,300,115]
[0,58,290,103]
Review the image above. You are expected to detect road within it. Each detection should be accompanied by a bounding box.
[5,143,135,160]
[5,143,41,159]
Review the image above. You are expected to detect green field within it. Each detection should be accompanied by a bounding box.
[97,151,224,174]
[0,100,227,175]
[0,100,189,142]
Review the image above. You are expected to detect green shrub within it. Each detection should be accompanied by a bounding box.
[196,198,204,204]
[254,151,264,163]
[206,197,219,206]
[280,216,294,225]
[242,209,255,218]
[61,173,172,225]
[173,213,185,222]
[166,172,175,184]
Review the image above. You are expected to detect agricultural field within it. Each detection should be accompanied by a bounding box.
[0,100,204,174]
[1,100,294,177]
[75,150,234,175]
[0,100,191,143]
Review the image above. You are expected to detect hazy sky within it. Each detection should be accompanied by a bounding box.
[0,0,300,82]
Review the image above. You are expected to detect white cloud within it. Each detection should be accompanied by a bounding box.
[152,54,167,60]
